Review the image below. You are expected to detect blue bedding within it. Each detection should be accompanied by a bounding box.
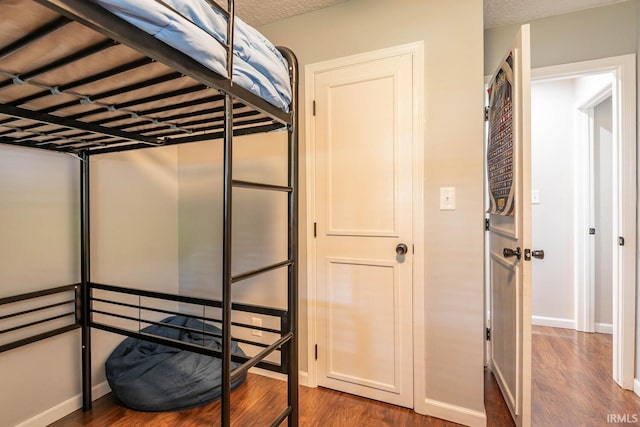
[105,315,247,412]
[91,0,292,111]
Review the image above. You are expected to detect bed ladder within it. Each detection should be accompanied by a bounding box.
[218,1,299,425]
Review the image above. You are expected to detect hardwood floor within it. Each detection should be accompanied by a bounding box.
[50,326,640,426]
[531,326,640,426]
[50,373,469,427]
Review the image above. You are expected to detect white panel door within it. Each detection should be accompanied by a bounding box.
[488,25,532,427]
[314,53,414,408]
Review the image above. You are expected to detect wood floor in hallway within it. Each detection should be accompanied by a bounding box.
[50,326,640,426]
[531,325,640,426]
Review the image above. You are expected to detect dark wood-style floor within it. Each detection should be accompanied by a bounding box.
[50,326,640,426]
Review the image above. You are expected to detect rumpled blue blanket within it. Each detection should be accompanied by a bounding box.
[105,315,247,412]
[91,0,292,111]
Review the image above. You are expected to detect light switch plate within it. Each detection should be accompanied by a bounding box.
[532,190,541,205]
[440,187,456,210]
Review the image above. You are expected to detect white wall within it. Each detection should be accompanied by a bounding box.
[0,146,179,427]
[531,79,577,327]
[258,0,486,424]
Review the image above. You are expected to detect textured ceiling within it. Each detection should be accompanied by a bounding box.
[233,0,630,29]
[484,0,630,28]
[234,0,348,26]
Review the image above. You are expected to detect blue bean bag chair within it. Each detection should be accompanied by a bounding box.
[105,315,247,411]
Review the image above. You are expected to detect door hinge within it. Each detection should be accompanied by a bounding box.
[314,344,318,360]
[314,222,317,238]
[484,106,489,121]
[485,218,490,231]
[486,327,491,341]
[619,236,625,246]
[312,100,316,116]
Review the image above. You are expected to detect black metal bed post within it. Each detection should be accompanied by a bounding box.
[80,150,92,410]
[221,0,235,425]
[278,47,299,427]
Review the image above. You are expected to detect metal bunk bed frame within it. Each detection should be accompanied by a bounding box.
[0,0,298,425]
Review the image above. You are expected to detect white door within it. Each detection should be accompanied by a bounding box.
[313,52,414,408]
[487,25,533,427]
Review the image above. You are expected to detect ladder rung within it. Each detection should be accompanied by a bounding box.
[232,260,292,283]
[232,180,292,192]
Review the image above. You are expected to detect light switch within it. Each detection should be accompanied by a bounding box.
[532,190,541,205]
[440,187,456,210]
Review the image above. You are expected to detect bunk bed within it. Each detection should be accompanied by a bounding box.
[0,0,298,425]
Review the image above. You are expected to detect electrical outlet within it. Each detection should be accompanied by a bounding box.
[251,317,262,337]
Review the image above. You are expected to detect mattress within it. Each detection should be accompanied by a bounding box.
[91,0,292,111]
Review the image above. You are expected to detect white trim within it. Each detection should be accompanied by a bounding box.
[633,378,640,398]
[574,84,614,334]
[249,367,287,382]
[532,315,576,330]
[423,398,487,427]
[298,370,310,387]
[531,54,636,390]
[305,41,425,408]
[595,323,613,334]
[14,382,111,427]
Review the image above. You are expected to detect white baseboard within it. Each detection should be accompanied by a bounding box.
[634,378,640,398]
[595,323,613,334]
[421,398,487,427]
[299,371,310,387]
[14,381,111,427]
[532,315,576,330]
[248,366,287,382]
[248,368,310,387]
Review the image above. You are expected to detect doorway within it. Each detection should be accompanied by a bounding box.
[529,54,636,390]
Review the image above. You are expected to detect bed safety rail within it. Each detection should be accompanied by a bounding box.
[0,284,80,353]
[88,282,290,374]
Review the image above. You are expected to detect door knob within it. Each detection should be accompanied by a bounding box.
[396,243,408,255]
[503,247,521,260]
[524,249,545,261]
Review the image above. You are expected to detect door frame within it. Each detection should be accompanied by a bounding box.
[304,41,425,408]
[530,54,636,389]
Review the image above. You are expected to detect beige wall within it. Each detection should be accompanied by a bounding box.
[177,133,289,308]
[0,146,179,426]
[90,147,180,384]
[259,0,486,420]
[0,146,80,427]
[177,133,289,362]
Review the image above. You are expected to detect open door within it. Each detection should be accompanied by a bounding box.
[487,24,534,427]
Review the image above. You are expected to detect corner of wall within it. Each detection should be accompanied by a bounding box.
[420,398,487,427]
